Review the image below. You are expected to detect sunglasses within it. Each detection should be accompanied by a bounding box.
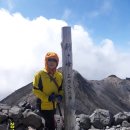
[48,58,57,62]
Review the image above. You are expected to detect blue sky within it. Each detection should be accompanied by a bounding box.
[1,0,130,50]
[0,0,130,100]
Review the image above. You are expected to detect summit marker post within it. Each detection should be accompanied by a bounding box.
[61,26,75,130]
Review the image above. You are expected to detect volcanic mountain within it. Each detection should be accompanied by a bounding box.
[1,70,130,115]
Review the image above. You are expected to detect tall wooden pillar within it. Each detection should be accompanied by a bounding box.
[61,26,75,130]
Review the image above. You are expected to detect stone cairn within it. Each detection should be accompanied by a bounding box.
[1,102,130,130]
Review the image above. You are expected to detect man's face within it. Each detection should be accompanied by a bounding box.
[47,58,57,69]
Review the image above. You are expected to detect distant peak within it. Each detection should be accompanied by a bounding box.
[104,75,122,82]
[108,75,117,78]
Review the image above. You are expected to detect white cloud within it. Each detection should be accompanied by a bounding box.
[0,9,130,100]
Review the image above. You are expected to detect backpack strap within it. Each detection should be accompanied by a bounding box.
[46,72,60,92]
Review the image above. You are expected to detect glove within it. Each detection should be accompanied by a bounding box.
[48,93,55,102]
[56,95,63,103]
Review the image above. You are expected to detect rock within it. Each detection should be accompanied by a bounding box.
[0,124,7,130]
[28,126,36,130]
[122,120,130,127]
[16,125,27,130]
[114,112,128,125]
[105,128,116,130]
[54,114,64,130]
[90,109,113,129]
[22,110,43,129]
[18,101,28,107]
[9,106,22,117]
[78,114,91,129]
[0,111,8,123]
[122,127,130,130]
[2,102,130,130]
[0,103,11,110]
[124,112,130,122]
[8,106,23,128]
[75,124,80,130]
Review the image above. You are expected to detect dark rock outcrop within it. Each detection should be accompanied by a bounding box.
[76,109,130,130]
[90,109,113,129]
[1,103,130,130]
[0,103,44,130]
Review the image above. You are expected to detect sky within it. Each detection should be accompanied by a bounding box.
[0,0,130,100]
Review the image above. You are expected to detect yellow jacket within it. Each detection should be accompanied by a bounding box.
[33,69,63,110]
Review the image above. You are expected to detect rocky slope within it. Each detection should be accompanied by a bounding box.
[1,103,130,130]
[1,70,130,115]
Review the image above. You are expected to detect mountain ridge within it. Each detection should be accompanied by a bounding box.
[1,70,130,115]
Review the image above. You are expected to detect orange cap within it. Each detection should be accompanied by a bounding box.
[45,52,59,74]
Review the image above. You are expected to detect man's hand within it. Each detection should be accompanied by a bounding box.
[56,95,62,103]
[48,93,55,102]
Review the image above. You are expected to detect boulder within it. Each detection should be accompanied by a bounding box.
[79,114,91,129]
[22,110,43,129]
[0,124,7,130]
[122,120,130,127]
[0,111,8,123]
[114,112,128,125]
[90,109,113,129]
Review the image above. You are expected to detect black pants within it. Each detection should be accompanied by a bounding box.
[40,110,56,130]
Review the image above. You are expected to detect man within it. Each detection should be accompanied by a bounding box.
[33,52,63,130]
